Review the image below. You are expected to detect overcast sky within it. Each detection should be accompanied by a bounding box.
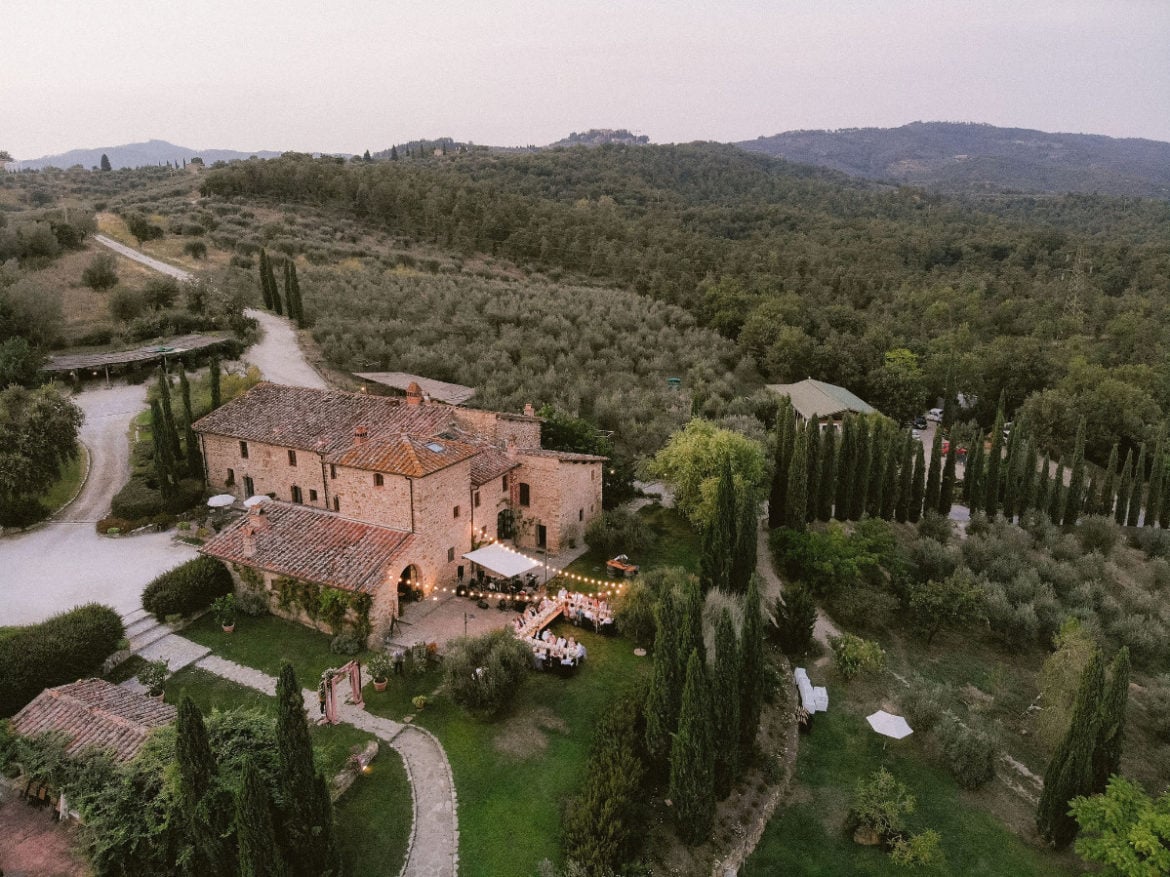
[5,0,1169,159]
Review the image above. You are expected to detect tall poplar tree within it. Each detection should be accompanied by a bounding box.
[1037,651,1104,849]
[924,430,943,514]
[1127,443,1146,527]
[834,415,855,522]
[785,427,808,533]
[739,576,764,754]
[1063,420,1087,528]
[712,610,741,798]
[1092,648,1130,795]
[985,395,1006,518]
[768,403,794,529]
[852,417,871,520]
[669,650,715,844]
[805,419,820,524]
[895,432,913,523]
[817,423,836,521]
[909,440,926,523]
[237,758,288,877]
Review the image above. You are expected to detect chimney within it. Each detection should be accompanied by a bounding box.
[406,381,423,406]
[353,425,368,445]
[523,403,535,417]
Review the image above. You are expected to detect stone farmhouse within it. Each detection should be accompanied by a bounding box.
[195,381,604,640]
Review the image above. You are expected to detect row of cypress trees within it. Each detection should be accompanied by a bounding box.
[151,364,206,497]
[257,248,306,327]
[768,402,953,531]
[699,461,758,594]
[644,574,765,843]
[175,662,340,875]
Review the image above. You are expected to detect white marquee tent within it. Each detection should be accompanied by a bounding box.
[462,544,540,579]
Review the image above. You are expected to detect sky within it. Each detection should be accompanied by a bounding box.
[4,0,1169,160]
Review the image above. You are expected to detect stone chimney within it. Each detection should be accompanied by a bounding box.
[242,505,269,556]
[353,425,368,445]
[406,381,423,406]
[523,403,535,417]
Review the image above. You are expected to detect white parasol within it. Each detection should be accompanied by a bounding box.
[866,710,913,740]
[243,495,270,508]
[207,494,236,508]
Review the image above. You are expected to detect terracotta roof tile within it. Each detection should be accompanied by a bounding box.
[12,679,176,763]
[328,434,480,477]
[200,502,415,593]
[517,448,608,463]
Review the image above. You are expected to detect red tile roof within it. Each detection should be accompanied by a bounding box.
[328,434,480,477]
[12,679,176,763]
[200,502,415,594]
[470,445,519,486]
[518,448,608,463]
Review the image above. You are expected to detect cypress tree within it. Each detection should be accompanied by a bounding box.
[1092,648,1130,795]
[867,423,887,518]
[289,260,305,328]
[1037,651,1104,848]
[157,368,182,461]
[677,578,706,669]
[1036,455,1051,520]
[965,431,985,511]
[178,367,202,480]
[1002,416,1027,521]
[209,353,222,410]
[645,591,682,762]
[237,758,288,877]
[669,650,715,844]
[258,250,274,310]
[909,441,926,523]
[1021,440,1039,515]
[276,662,339,877]
[785,427,808,533]
[834,415,855,521]
[880,429,900,520]
[768,404,794,528]
[283,260,295,322]
[1063,420,1087,528]
[269,258,284,316]
[150,399,175,500]
[817,423,836,521]
[1160,453,1170,529]
[730,495,758,594]
[895,432,913,523]
[852,417,871,520]
[1100,443,1119,520]
[177,696,234,872]
[1144,433,1163,528]
[1049,459,1066,524]
[985,394,1006,517]
[1083,466,1101,517]
[712,610,741,798]
[700,462,735,593]
[941,366,957,431]
[1127,443,1145,527]
[805,419,820,524]
[939,436,958,515]
[1114,450,1133,525]
[924,430,943,514]
[739,576,764,755]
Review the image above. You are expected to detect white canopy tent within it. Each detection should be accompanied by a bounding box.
[462,544,540,579]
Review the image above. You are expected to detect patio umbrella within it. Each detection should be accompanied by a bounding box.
[207,494,236,508]
[243,495,270,508]
[866,710,913,740]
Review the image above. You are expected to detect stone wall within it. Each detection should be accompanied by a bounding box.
[202,434,329,507]
[512,455,603,553]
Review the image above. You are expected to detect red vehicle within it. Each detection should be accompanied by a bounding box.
[940,439,968,459]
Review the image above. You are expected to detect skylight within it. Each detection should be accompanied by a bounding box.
[425,442,445,453]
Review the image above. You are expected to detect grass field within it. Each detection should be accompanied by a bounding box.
[40,445,88,516]
[562,502,700,586]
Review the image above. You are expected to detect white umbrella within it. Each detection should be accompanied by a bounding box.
[207,494,236,508]
[866,710,913,740]
[243,495,270,508]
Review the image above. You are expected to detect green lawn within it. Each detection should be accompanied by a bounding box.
[165,666,412,876]
[41,445,88,516]
[181,612,376,688]
[562,502,701,587]
[742,703,1076,877]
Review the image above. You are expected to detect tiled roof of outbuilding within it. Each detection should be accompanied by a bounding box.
[12,679,176,763]
[766,378,876,420]
[200,502,415,593]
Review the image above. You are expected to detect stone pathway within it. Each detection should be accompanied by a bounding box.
[125,632,458,877]
[754,515,840,651]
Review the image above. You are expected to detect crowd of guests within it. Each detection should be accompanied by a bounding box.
[509,588,615,672]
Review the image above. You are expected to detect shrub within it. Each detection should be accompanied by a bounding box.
[890,829,945,867]
[1076,515,1120,555]
[142,556,233,620]
[1143,676,1170,742]
[614,581,657,648]
[770,585,818,657]
[916,511,953,544]
[0,604,124,716]
[899,678,948,733]
[1129,527,1170,559]
[830,633,885,681]
[849,768,915,841]
[111,477,164,520]
[183,241,207,259]
[0,495,48,528]
[585,508,652,559]
[443,629,533,718]
[81,252,118,290]
[937,715,996,790]
[330,633,362,656]
[236,589,270,617]
[135,659,170,696]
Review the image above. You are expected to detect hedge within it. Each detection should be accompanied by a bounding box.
[0,604,124,717]
[142,556,233,621]
[111,478,164,520]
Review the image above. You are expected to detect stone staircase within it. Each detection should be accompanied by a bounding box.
[119,607,210,669]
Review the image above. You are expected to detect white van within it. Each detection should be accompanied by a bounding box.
[927,408,943,422]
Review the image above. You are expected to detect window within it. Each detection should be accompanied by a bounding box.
[330,464,337,480]
[453,505,460,518]
[288,449,297,466]
[579,508,584,522]
[447,547,455,562]
[243,476,254,498]
[374,473,384,487]
[502,474,508,491]
[226,468,235,485]
[474,491,481,508]
[333,497,340,512]
[519,483,530,506]
[309,489,318,502]
[239,441,249,459]
[291,486,303,504]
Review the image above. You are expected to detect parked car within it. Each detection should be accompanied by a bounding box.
[913,415,928,430]
[911,429,923,441]
[940,439,968,458]
[926,408,943,422]
[1002,421,1013,440]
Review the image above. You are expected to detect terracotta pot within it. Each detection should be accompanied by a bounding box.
[373,679,388,692]
[222,623,236,633]
[149,689,165,701]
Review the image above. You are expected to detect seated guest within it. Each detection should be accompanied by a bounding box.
[576,642,587,661]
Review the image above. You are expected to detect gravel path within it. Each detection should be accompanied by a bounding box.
[132,635,458,877]
[242,308,328,389]
[94,234,193,281]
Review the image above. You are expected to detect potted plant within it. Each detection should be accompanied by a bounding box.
[368,654,392,692]
[136,659,170,699]
[412,695,428,711]
[212,593,237,632]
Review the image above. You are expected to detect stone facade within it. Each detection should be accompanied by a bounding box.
[512,452,605,554]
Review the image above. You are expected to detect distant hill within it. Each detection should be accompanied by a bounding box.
[12,139,282,171]
[549,129,650,148]
[736,122,1170,199]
